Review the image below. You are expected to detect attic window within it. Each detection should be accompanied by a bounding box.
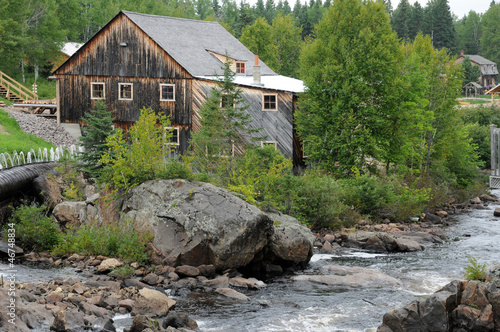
[236,61,246,74]
[262,94,277,111]
[91,83,105,100]
[119,83,133,101]
[160,84,175,101]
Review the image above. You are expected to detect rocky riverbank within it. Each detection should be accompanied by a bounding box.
[378,264,500,332]
[1,249,282,331]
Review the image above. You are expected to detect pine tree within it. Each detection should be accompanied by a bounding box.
[408,1,424,40]
[392,0,410,40]
[79,101,115,178]
[190,60,261,173]
[422,0,456,51]
[461,57,482,85]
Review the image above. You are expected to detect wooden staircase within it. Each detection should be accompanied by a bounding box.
[0,70,38,102]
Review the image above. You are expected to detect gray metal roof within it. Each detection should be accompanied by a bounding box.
[461,55,499,76]
[123,11,276,77]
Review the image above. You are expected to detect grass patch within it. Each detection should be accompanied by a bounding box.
[0,109,54,155]
[52,219,152,263]
[0,97,13,105]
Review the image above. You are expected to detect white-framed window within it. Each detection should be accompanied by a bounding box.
[220,94,235,109]
[236,61,246,74]
[261,141,278,150]
[118,83,133,100]
[263,94,277,111]
[160,84,175,101]
[91,82,105,100]
[164,126,180,146]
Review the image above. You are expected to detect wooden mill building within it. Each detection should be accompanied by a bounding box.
[456,52,499,89]
[53,11,305,166]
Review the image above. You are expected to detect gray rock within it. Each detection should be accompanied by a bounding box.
[292,265,401,288]
[266,212,315,267]
[0,240,23,258]
[121,179,274,270]
[215,287,250,301]
[162,312,198,330]
[131,288,176,317]
[53,201,87,227]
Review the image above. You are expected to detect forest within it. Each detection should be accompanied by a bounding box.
[0,0,497,81]
[0,0,497,230]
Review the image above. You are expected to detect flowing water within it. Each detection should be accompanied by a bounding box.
[177,191,500,332]
[2,191,499,332]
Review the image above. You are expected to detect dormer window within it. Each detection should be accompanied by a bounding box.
[236,61,246,74]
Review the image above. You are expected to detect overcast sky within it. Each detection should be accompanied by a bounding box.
[243,0,492,20]
[393,0,492,18]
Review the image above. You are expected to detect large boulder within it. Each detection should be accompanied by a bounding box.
[265,212,315,268]
[121,179,274,271]
[52,201,87,228]
[131,288,176,317]
[378,280,500,332]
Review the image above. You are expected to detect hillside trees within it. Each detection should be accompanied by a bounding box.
[456,11,482,54]
[296,0,404,176]
[480,3,500,66]
[422,0,456,51]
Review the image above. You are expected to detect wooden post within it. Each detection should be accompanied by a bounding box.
[492,125,497,175]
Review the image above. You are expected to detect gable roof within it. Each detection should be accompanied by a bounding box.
[122,11,276,78]
[458,54,499,76]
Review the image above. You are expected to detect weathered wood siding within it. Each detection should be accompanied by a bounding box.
[193,80,296,163]
[57,75,192,125]
[54,12,193,153]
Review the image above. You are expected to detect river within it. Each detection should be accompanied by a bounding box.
[177,191,500,332]
[1,192,498,332]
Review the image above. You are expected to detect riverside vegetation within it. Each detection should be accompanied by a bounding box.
[0,0,495,266]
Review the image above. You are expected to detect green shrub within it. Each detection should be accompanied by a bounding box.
[340,175,393,215]
[52,219,152,263]
[292,170,351,229]
[5,203,61,251]
[110,265,135,279]
[464,255,486,281]
[100,107,193,191]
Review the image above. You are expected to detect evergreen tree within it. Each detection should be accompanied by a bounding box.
[265,0,276,23]
[282,0,292,14]
[422,0,456,51]
[460,56,482,86]
[79,101,115,178]
[255,0,266,18]
[408,1,424,40]
[392,0,410,40]
[297,0,403,176]
[234,2,255,37]
[190,60,260,173]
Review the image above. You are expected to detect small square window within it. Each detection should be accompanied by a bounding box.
[91,83,105,100]
[236,62,245,74]
[261,141,278,150]
[160,84,175,101]
[164,126,179,146]
[119,83,133,100]
[263,94,277,111]
[220,94,235,109]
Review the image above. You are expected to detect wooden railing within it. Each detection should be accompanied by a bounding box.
[0,70,38,101]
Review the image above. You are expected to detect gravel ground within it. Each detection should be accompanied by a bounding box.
[4,106,78,147]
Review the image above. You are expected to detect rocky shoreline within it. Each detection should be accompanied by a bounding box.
[1,193,497,331]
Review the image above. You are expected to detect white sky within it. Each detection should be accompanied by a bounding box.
[392,0,491,18]
[243,0,492,19]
